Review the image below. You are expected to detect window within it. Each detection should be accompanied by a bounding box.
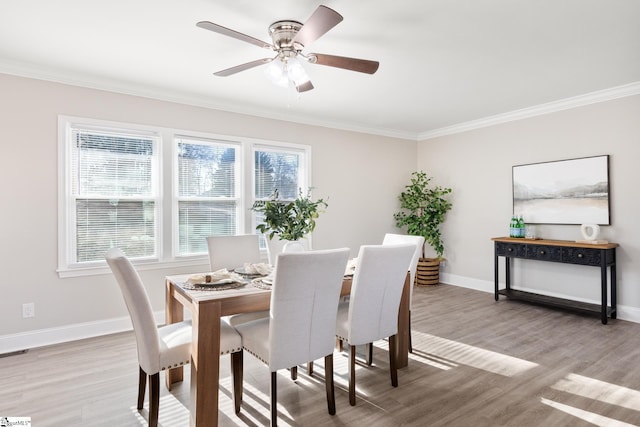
[253,145,309,248]
[175,136,240,256]
[58,116,310,276]
[254,146,304,200]
[62,123,160,267]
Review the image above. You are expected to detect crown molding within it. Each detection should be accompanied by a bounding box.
[418,81,640,141]
[0,59,417,141]
[2,59,637,143]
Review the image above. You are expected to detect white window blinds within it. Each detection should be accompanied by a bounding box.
[253,146,307,248]
[254,148,303,200]
[176,136,240,256]
[70,127,159,263]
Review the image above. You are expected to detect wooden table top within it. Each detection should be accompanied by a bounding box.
[492,237,619,249]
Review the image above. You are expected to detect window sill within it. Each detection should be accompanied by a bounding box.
[57,256,210,278]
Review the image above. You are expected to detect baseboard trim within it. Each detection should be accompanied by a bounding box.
[440,273,640,324]
[0,311,165,354]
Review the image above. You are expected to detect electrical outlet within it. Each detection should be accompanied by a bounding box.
[22,303,35,318]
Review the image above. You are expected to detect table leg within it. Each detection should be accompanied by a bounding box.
[494,252,499,301]
[601,257,608,325]
[505,257,511,291]
[611,264,617,319]
[166,279,184,389]
[190,301,222,427]
[395,273,410,369]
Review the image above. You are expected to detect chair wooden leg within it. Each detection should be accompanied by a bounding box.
[231,351,243,414]
[137,367,146,410]
[270,371,278,427]
[307,361,314,376]
[290,366,297,380]
[337,338,343,352]
[324,354,336,415]
[409,311,413,353]
[348,345,356,406]
[366,343,373,366]
[389,335,398,387]
[149,372,160,427]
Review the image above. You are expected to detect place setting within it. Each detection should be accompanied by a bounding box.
[235,262,275,290]
[230,262,276,290]
[182,269,249,291]
[344,258,357,277]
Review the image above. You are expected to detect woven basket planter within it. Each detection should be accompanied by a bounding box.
[416,257,441,286]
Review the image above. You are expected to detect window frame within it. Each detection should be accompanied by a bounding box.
[57,115,312,278]
[172,134,244,258]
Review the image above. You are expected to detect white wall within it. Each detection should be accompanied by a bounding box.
[0,73,415,352]
[418,95,640,321]
[3,72,638,353]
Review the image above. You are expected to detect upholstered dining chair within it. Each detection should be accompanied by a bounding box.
[232,248,350,426]
[105,248,243,426]
[335,244,415,406]
[382,233,425,353]
[214,234,272,334]
[207,234,262,271]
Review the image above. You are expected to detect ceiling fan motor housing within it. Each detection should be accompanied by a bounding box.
[269,20,304,54]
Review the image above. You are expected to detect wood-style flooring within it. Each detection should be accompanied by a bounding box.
[2,284,640,426]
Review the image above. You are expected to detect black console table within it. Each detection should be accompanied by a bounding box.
[492,237,618,324]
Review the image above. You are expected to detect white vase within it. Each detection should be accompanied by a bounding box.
[265,236,311,265]
[580,224,600,241]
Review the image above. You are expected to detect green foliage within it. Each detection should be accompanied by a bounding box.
[393,171,452,258]
[251,188,328,241]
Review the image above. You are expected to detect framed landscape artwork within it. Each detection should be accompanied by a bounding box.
[512,155,610,225]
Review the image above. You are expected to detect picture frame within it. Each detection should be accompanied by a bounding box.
[512,155,610,225]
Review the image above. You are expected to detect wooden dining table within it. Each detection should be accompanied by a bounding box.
[165,272,410,427]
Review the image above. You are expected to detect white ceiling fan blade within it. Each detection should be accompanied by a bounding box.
[214,58,273,77]
[197,21,274,50]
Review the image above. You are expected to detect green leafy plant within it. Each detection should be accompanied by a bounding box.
[393,171,452,258]
[251,188,328,241]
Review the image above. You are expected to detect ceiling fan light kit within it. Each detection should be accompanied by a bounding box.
[196,5,379,93]
[264,56,311,89]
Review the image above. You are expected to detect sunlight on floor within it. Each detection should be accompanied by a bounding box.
[217,369,312,426]
[551,373,640,411]
[129,406,147,426]
[142,357,355,426]
[540,398,638,427]
[408,347,458,370]
[130,392,191,427]
[411,331,538,376]
[142,334,541,425]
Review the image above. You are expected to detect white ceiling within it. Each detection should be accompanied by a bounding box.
[1,0,639,140]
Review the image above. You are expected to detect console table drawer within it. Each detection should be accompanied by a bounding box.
[495,242,526,257]
[525,245,562,262]
[562,247,606,266]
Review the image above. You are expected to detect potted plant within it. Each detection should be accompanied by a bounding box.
[393,171,452,285]
[251,188,328,263]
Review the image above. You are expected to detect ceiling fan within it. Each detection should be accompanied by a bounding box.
[196,5,379,93]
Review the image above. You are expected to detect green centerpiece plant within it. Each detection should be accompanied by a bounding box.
[393,171,452,285]
[251,188,328,241]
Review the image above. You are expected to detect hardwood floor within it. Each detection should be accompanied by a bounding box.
[2,284,640,426]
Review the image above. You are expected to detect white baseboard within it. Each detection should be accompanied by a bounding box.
[0,311,165,355]
[440,272,640,324]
